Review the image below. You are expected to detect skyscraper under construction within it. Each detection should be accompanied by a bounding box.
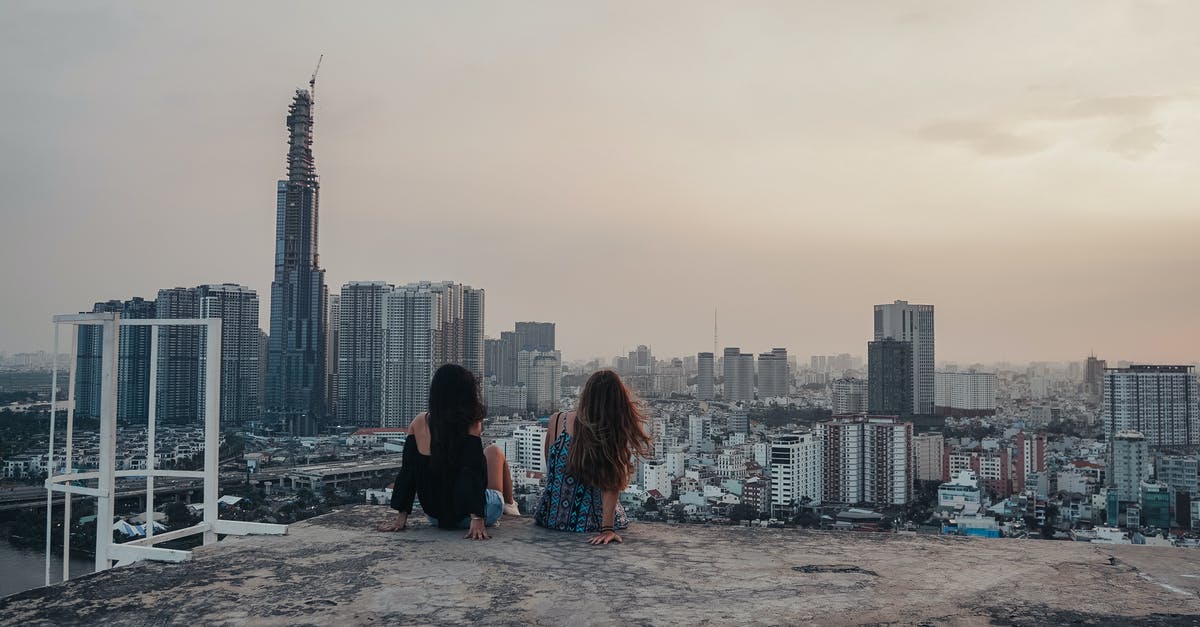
[266,83,328,433]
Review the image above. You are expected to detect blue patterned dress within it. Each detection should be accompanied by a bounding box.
[534,413,629,532]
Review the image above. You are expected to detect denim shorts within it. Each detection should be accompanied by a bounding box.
[427,489,503,529]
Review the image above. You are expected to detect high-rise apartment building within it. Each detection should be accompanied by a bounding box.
[519,350,562,414]
[514,322,555,352]
[156,287,202,423]
[769,432,823,518]
[911,432,944,482]
[696,352,715,400]
[831,377,869,414]
[874,300,934,415]
[818,414,912,506]
[337,282,390,427]
[757,348,789,399]
[934,371,996,417]
[326,295,340,419]
[1103,365,1199,447]
[1085,354,1106,403]
[722,347,753,402]
[483,380,527,415]
[371,281,487,426]
[381,283,436,427]
[868,339,912,417]
[75,297,156,423]
[267,85,329,430]
[512,424,547,473]
[1110,430,1150,502]
[1013,431,1047,494]
[198,284,261,426]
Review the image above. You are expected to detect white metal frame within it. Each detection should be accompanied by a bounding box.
[45,312,285,585]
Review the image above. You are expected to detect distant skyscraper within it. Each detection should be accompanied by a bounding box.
[326,294,340,418]
[514,322,555,352]
[382,284,436,428]
[868,339,912,417]
[496,331,520,385]
[1103,365,1199,448]
[757,348,789,399]
[696,352,715,400]
[1085,354,1106,403]
[874,300,934,415]
[831,377,869,414]
[337,282,390,427]
[519,350,561,414]
[267,85,329,431]
[423,282,485,377]
[156,287,202,423]
[372,281,487,426]
[722,347,754,402]
[198,284,261,426]
[75,297,156,423]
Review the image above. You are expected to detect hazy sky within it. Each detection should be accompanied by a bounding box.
[2,2,1198,364]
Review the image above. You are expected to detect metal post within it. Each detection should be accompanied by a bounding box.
[202,318,221,545]
[44,324,59,587]
[94,315,120,572]
[62,329,78,582]
[145,327,158,540]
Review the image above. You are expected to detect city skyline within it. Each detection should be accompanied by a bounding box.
[4,4,1200,363]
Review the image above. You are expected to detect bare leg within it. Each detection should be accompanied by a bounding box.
[501,456,514,504]
[483,445,508,496]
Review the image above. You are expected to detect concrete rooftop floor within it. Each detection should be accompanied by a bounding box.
[3,505,1200,625]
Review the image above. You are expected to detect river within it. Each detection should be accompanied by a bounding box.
[0,542,93,598]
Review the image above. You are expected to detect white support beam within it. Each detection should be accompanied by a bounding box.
[202,318,221,545]
[94,316,120,573]
[126,522,212,547]
[45,483,107,497]
[108,544,192,564]
[212,520,288,536]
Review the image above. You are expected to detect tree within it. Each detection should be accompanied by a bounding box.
[644,496,658,512]
[164,501,192,527]
[729,504,757,522]
[670,503,687,522]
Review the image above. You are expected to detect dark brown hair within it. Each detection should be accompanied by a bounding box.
[567,370,653,492]
[427,364,486,472]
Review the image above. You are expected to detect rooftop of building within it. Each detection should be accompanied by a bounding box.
[3,505,1200,625]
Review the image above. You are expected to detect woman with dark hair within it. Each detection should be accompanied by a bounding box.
[378,364,519,539]
[534,369,653,545]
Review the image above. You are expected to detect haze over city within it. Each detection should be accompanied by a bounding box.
[3,2,1199,363]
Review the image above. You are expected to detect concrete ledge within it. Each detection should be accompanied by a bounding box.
[3,505,1200,625]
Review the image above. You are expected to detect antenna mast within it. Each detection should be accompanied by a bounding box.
[713,307,718,356]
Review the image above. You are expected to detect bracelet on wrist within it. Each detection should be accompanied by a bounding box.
[600,525,615,533]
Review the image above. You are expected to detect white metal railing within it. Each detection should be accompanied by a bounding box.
[44,312,285,585]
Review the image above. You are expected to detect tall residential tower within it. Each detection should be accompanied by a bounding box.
[874,300,934,415]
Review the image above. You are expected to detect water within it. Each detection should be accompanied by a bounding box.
[0,542,94,598]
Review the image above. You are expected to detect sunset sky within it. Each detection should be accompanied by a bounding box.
[2,2,1198,364]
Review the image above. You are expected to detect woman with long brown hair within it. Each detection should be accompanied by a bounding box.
[534,369,653,545]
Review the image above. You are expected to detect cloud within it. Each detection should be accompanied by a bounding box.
[917,119,1052,157]
[917,92,1190,160]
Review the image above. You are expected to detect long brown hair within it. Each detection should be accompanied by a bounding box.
[567,370,653,492]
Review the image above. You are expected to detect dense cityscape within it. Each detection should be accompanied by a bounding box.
[1,77,1198,597]
[1,33,1199,627]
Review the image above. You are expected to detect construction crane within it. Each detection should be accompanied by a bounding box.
[309,54,323,101]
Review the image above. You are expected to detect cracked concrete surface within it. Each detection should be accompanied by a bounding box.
[2,505,1199,625]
